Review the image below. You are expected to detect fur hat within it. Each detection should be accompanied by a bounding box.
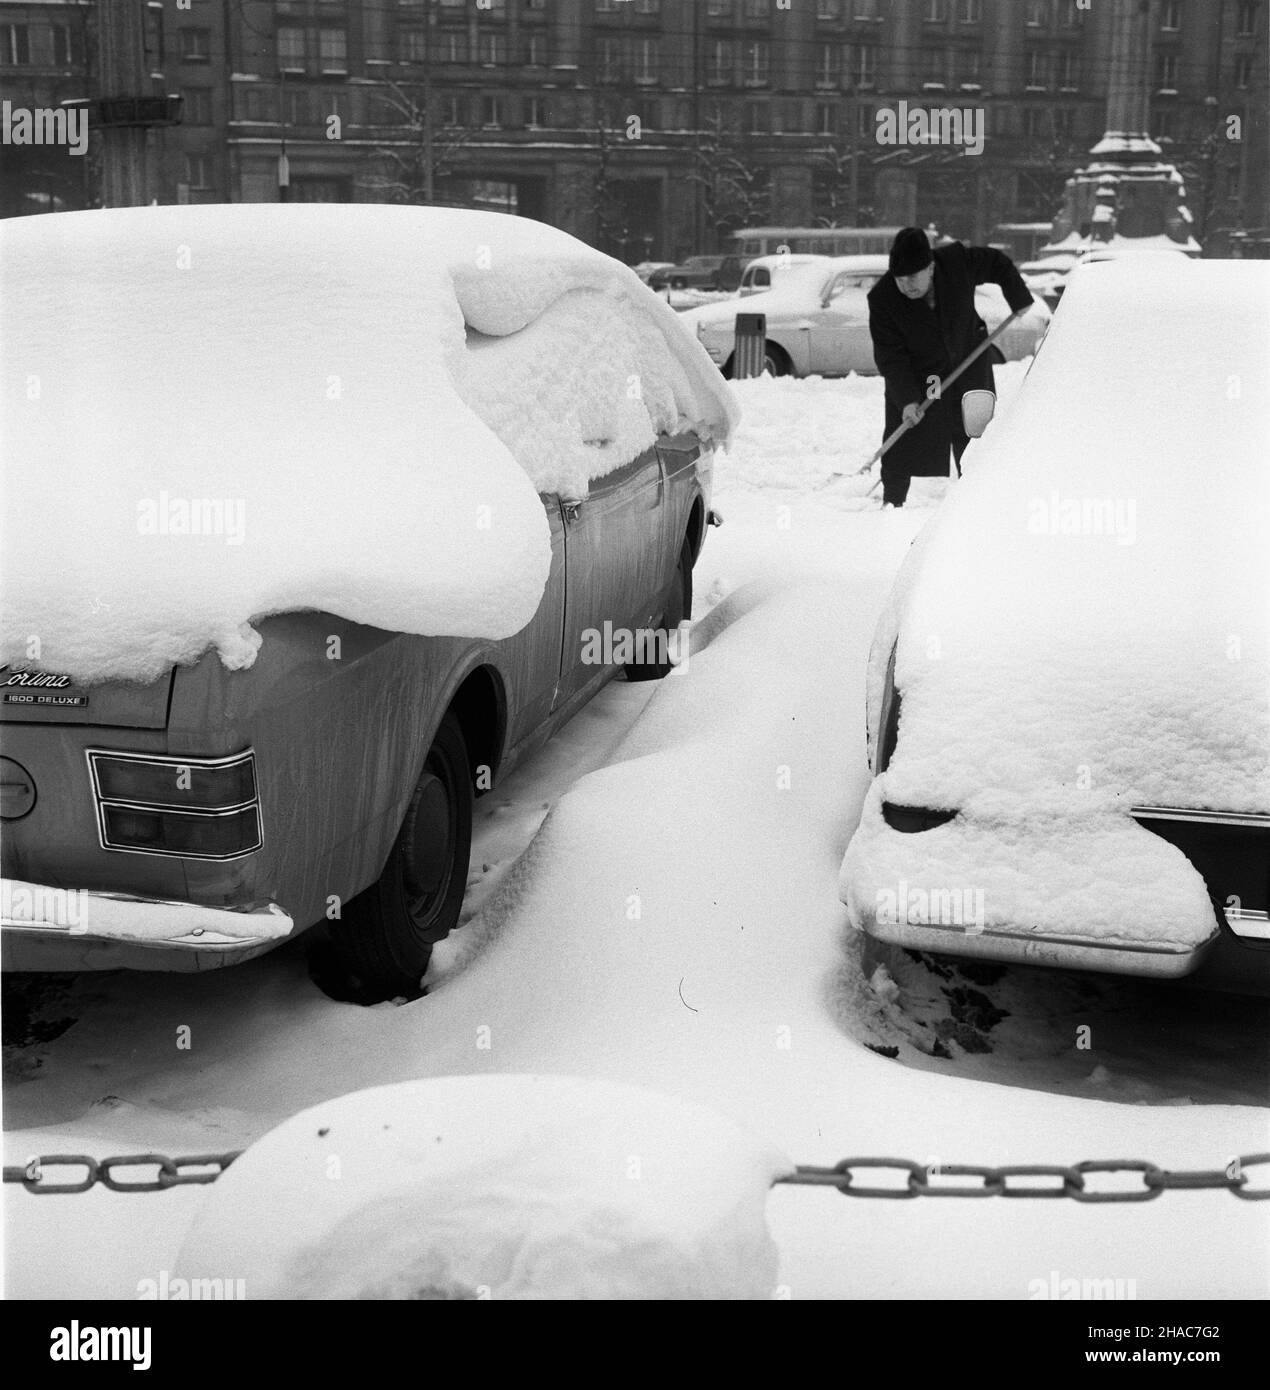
[889,226,933,277]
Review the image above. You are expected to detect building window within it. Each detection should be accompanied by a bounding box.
[526,0,547,9]
[633,36,659,83]
[1022,108,1046,138]
[635,0,661,13]
[1155,52,1177,89]
[1,23,30,64]
[1160,0,1181,31]
[1025,50,1047,88]
[440,31,466,63]
[319,29,347,74]
[526,95,548,127]
[707,0,733,16]
[442,94,464,126]
[479,33,503,66]
[238,86,277,122]
[817,0,843,18]
[1236,1,1255,35]
[854,44,876,87]
[526,34,546,66]
[1053,106,1074,138]
[598,37,620,82]
[925,0,946,21]
[401,29,427,63]
[960,0,981,22]
[1057,51,1077,89]
[853,0,878,16]
[1154,107,1176,140]
[746,101,769,134]
[482,94,503,127]
[51,24,81,66]
[185,153,211,189]
[924,50,951,86]
[744,40,769,84]
[816,44,841,87]
[1026,0,1049,27]
[182,87,212,124]
[1234,53,1252,86]
[277,26,305,71]
[957,49,981,84]
[707,39,733,83]
[816,101,836,135]
[283,86,311,125]
[181,27,212,63]
[857,102,873,136]
[743,0,768,20]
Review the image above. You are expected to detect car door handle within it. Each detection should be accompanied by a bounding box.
[562,499,583,524]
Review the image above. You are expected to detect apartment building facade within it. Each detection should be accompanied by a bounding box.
[2,0,1265,256]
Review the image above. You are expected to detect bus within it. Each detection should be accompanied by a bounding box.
[730,226,903,258]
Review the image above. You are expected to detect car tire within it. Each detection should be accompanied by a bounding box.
[625,541,692,682]
[320,712,473,1003]
[763,344,792,378]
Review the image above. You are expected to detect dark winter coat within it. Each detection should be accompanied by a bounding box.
[867,242,1034,481]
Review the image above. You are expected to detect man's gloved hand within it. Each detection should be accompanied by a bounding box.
[901,402,924,428]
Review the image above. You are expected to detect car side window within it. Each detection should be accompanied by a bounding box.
[752,267,770,289]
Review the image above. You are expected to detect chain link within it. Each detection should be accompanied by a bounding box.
[4,1151,241,1194]
[6,1149,1267,1200]
[778,1152,1270,1201]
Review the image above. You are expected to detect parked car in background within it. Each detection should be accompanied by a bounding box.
[0,204,735,1002]
[648,255,746,293]
[840,257,1270,992]
[683,254,1051,379]
[738,253,825,296]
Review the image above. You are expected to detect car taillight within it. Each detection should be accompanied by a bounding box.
[87,749,262,859]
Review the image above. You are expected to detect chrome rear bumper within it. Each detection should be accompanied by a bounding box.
[859,913,1220,979]
[1,877,293,952]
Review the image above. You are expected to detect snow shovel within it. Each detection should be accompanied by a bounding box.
[822,304,1030,494]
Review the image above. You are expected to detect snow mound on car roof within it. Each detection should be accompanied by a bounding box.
[887,257,1270,816]
[0,204,736,683]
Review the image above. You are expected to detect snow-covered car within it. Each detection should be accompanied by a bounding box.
[683,254,1051,379]
[840,258,1270,988]
[648,255,745,293]
[737,253,825,296]
[0,204,736,999]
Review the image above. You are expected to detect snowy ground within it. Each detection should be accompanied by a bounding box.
[4,363,1267,1299]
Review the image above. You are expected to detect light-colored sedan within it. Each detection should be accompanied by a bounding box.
[840,257,1270,990]
[684,254,1051,379]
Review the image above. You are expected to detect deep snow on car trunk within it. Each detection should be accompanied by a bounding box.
[3,368,1266,1300]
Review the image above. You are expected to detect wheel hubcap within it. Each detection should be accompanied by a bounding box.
[403,771,451,904]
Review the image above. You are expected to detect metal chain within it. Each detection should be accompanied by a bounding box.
[776,1153,1270,1201]
[5,1149,1267,1199]
[3,1151,241,1194]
